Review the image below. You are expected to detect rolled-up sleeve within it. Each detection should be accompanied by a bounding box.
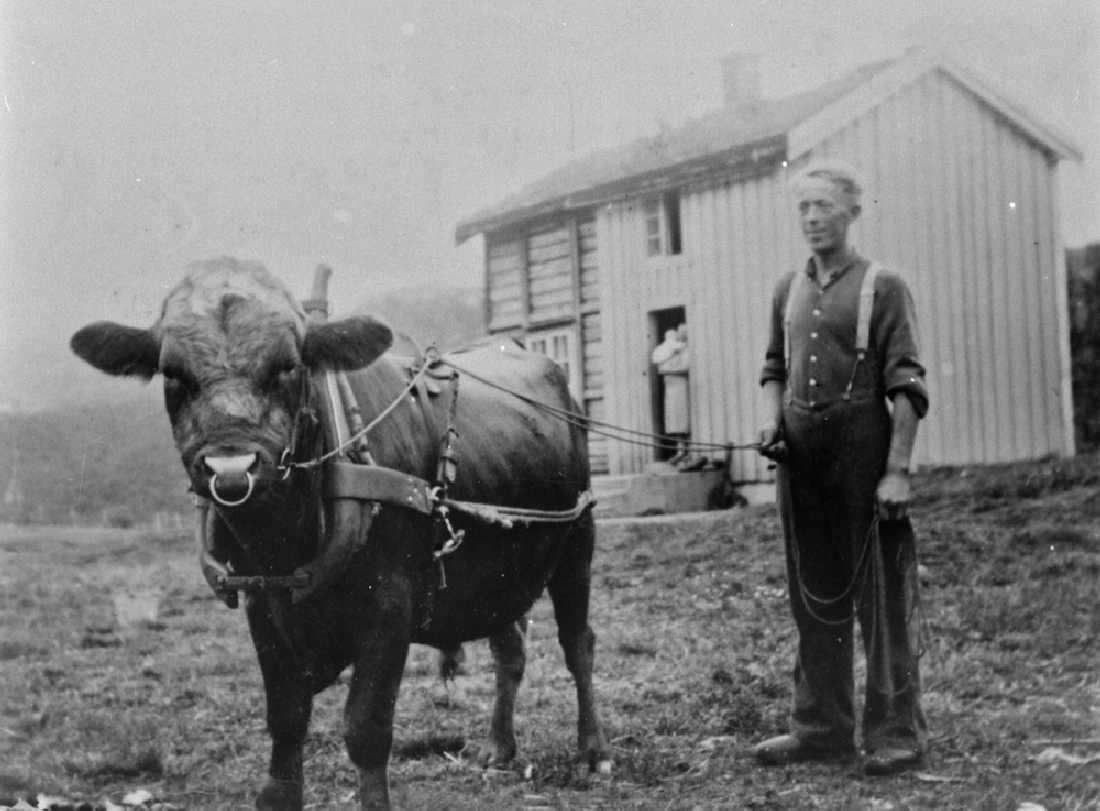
[873,272,929,418]
[760,273,792,387]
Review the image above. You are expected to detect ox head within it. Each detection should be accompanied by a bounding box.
[70,258,392,506]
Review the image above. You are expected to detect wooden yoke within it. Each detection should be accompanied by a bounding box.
[290,265,380,604]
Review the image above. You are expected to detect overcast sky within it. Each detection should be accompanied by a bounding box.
[2,0,1097,410]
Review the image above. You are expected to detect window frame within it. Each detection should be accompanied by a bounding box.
[642,191,683,258]
[524,326,581,399]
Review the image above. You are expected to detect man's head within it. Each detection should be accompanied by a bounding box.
[789,159,863,258]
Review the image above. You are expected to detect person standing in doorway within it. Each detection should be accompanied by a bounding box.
[755,160,929,775]
[652,323,691,466]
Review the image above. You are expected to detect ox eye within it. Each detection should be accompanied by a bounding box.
[162,365,198,394]
[267,363,300,390]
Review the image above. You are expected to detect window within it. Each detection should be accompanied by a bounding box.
[525,328,580,397]
[643,191,683,257]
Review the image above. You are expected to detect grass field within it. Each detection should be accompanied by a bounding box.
[1,454,1098,809]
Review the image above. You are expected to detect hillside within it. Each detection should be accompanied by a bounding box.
[0,388,189,526]
[357,284,485,353]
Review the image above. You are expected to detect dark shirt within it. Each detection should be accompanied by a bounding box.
[760,254,929,417]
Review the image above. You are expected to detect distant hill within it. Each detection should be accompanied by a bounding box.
[0,387,189,526]
[356,284,485,353]
[1,284,484,525]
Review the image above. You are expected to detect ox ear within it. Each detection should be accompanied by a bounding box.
[301,315,393,372]
[70,322,161,379]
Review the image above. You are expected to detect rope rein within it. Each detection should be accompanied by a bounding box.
[271,344,763,533]
[281,361,433,472]
[280,349,762,480]
[440,357,760,455]
[789,514,880,627]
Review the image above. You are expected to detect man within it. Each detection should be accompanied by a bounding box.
[755,160,928,775]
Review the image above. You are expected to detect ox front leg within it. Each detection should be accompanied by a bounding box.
[482,618,527,767]
[345,586,413,810]
[547,516,612,773]
[247,597,313,811]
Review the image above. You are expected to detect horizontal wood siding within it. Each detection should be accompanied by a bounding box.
[578,217,606,473]
[581,311,603,395]
[803,69,1070,464]
[486,215,609,473]
[584,396,609,474]
[487,237,523,327]
[527,224,573,321]
[579,217,600,307]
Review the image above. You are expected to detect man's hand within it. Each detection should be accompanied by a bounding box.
[757,423,787,462]
[876,468,911,522]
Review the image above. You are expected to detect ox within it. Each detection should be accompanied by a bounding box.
[70,257,610,809]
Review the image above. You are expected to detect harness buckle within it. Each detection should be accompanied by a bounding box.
[277,448,293,480]
[433,505,467,559]
[431,503,466,591]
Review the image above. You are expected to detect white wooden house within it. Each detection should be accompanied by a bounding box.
[455,49,1082,480]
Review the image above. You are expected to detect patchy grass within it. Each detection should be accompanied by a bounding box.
[1,455,1098,809]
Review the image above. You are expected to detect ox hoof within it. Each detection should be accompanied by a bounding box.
[571,756,612,781]
[256,777,303,810]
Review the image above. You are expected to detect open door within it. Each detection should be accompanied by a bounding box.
[647,305,686,462]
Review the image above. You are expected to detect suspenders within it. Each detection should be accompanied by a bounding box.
[784,261,882,404]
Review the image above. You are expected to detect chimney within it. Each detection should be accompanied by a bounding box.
[721,52,762,107]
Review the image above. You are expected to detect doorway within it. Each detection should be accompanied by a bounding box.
[648,305,687,462]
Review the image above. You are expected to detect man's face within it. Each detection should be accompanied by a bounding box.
[795,176,859,255]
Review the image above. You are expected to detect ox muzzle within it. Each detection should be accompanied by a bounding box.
[195,445,282,507]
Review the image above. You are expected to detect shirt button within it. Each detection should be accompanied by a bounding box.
[810,331,819,339]
[812,309,822,317]
[809,378,819,387]
[810,355,818,363]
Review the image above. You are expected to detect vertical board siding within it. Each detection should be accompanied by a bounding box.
[808,70,1069,464]
[935,73,971,464]
[600,170,798,478]
[1019,139,1046,456]
[536,69,1068,480]
[689,186,714,459]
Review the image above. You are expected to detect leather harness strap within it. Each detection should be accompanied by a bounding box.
[324,459,435,515]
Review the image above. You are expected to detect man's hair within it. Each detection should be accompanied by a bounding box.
[789,159,863,203]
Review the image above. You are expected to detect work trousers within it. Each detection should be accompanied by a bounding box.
[776,396,927,753]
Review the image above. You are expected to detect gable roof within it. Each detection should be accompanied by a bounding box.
[455,49,1081,244]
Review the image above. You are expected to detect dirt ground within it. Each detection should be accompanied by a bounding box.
[0,453,1097,809]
